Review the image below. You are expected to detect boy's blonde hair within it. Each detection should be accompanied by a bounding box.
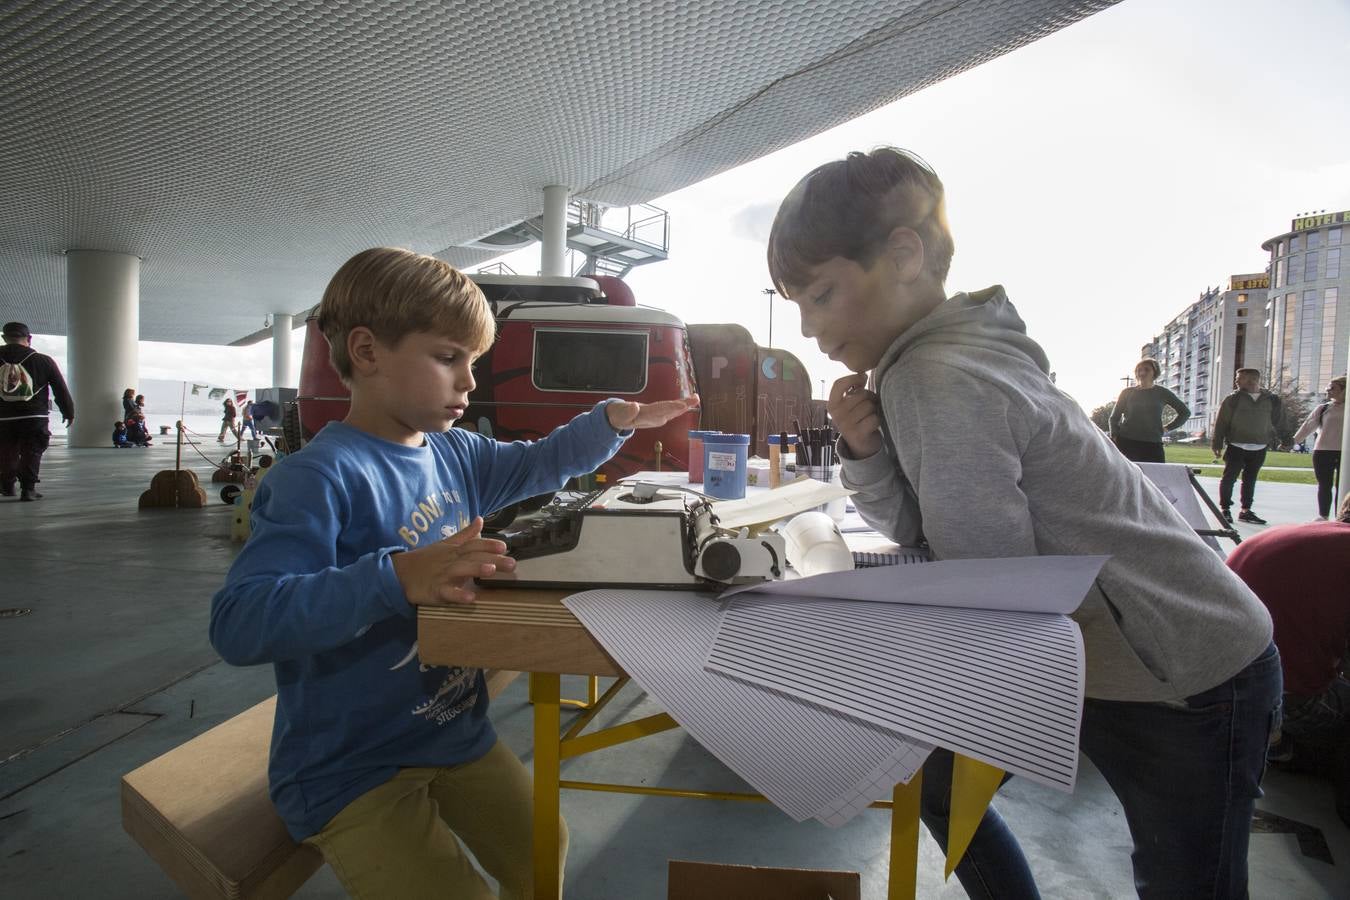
[318,247,495,383]
[767,147,954,297]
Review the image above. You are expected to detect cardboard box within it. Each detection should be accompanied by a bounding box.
[668,859,861,900]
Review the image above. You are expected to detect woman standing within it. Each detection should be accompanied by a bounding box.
[121,388,137,421]
[1109,359,1190,463]
[1292,375,1345,520]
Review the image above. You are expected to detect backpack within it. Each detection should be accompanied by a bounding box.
[0,352,36,402]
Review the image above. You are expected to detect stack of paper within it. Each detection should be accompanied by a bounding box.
[563,554,1105,826]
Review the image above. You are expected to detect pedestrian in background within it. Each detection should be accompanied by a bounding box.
[1109,358,1190,463]
[1292,374,1345,520]
[1212,367,1281,525]
[218,397,239,442]
[0,322,74,501]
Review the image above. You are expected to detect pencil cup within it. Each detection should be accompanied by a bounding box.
[804,463,845,522]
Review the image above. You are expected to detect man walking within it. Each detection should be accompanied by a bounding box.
[0,322,74,501]
[1212,367,1281,524]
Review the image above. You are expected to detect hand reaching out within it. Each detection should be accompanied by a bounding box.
[605,395,700,431]
[391,517,515,607]
[829,374,882,459]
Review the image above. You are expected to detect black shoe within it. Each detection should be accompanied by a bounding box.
[0,483,14,497]
[1237,509,1267,524]
[1221,507,1233,523]
[20,487,42,501]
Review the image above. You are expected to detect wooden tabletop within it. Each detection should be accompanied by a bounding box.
[417,587,623,676]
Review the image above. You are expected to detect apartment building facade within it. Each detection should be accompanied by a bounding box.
[1140,274,1270,436]
[1261,209,1349,398]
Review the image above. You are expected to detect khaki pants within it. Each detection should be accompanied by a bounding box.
[305,740,567,899]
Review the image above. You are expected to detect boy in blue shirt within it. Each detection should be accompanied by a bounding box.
[210,247,696,899]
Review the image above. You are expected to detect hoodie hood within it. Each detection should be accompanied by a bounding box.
[873,285,1051,384]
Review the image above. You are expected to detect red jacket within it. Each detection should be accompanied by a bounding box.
[1226,522,1350,696]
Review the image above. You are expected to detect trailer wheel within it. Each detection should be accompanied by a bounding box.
[220,484,243,505]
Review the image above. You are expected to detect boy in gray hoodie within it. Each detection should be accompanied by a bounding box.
[767,147,1278,899]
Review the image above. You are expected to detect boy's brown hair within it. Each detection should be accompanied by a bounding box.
[318,247,495,383]
[767,146,954,297]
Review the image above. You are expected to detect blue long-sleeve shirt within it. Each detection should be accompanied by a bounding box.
[210,401,628,840]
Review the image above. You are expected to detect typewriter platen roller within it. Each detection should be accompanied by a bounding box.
[478,483,785,591]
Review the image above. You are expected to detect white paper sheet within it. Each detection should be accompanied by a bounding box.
[563,589,932,825]
[722,555,1108,616]
[712,478,856,530]
[707,592,1086,792]
[1136,462,1224,553]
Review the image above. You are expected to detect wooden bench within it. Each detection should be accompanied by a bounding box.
[122,670,521,899]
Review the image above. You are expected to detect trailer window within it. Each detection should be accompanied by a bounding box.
[533,329,648,393]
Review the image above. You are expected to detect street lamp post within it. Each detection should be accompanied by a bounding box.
[762,288,777,347]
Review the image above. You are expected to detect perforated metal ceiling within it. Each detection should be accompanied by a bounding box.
[0,0,1114,344]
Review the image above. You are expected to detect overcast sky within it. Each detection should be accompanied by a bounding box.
[29,0,1350,413]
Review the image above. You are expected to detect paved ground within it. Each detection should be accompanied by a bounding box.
[0,439,1344,898]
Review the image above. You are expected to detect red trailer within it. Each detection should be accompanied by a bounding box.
[289,274,700,521]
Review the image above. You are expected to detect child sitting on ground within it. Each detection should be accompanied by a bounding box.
[112,420,129,448]
[210,247,696,898]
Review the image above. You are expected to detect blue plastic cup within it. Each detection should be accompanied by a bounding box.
[703,433,751,500]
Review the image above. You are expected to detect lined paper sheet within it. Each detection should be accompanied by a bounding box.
[563,589,932,826]
[723,555,1108,616]
[707,593,1085,792]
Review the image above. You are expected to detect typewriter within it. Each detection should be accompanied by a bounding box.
[478,482,786,590]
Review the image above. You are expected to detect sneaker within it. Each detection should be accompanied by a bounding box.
[19,487,43,502]
[1237,509,1267,524]
[1221,507,1233,523]
[1315,515,1329,522]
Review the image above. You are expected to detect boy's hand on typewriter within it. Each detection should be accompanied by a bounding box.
[605,395,700,431]
[392,516,515,607]
[829,374,882,458]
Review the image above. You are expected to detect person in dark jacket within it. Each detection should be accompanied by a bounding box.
[0,322,74,501]
[1211,368,1283,524]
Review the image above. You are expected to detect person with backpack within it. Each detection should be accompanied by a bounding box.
[0,322,74,501]
[1292,374,1346,520]
[1211,367,1283,525]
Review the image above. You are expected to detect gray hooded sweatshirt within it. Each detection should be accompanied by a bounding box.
[840,286,1271,702]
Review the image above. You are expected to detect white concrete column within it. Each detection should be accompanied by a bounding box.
[66,250,139,448]
[541,184,569,277]
[271,313,295,388]
[1341,328,1350,513]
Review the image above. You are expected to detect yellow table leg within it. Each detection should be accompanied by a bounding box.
[530,672,561,900]
[888,769,923,900]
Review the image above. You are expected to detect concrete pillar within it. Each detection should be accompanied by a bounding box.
[1341,328,1350,513]
[66,250,139,448]
[271,313,295,388]
[541,185,568,277]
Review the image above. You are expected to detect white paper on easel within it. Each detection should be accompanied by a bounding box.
[706,589,1088,792]
[712,478,855,530]
[563,589,932,826]
[1136,462,1223,553]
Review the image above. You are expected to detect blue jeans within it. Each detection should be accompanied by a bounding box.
[921,644,1281,899]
